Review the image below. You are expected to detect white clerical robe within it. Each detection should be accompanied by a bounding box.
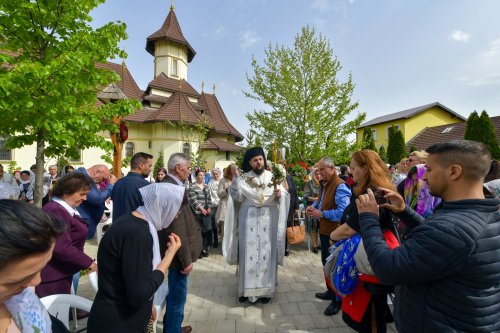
[222,170,289,302]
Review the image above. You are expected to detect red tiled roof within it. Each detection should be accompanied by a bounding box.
[96,62,143,101]
[200,93,244,141]
[406,116,500,151]
[201,138,243,152]
[143,94,170,104]
[148,73,199,97]
[146,9,196,62]
[125,91,207,125]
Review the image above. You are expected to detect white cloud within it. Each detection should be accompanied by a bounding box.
[449,30,470,42]
[310,0,331,12]
[482,38,500,58]
[240,30,261,51]
[203,24,226,39]
[457,38,500,87]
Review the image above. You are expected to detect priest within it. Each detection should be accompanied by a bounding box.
[222,147,289,304]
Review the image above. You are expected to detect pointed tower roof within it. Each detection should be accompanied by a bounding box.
[146,6,196,62]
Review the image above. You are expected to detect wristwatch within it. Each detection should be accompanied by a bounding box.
[319,210,324,218]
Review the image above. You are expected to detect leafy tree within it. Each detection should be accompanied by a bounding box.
[464,111,481,141]
[464,110,500,158]
[361,127,377,151]
[244,25,365,163]
[409,145,418,153]
[378,145,387,163]
[153,148,165,178]
[387,126,406,165]
[479,111,500,159]
[0,0,139,206]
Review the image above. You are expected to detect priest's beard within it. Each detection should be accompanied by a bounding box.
[252,165,265,175]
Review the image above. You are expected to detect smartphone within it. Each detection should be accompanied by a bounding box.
[372,188,387,205]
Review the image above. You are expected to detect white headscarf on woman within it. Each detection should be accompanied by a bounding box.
[137,183,184,269]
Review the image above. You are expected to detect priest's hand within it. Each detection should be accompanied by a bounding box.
[274,188,281,198]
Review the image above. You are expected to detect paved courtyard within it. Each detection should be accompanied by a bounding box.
[79,238,397,333]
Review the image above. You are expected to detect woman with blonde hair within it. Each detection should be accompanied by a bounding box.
[392,157,408,187]
[330,149,397,333]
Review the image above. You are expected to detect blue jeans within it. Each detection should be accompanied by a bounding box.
[163,268,188,333]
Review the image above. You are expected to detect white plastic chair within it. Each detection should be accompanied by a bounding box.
[96,219,112,244]
[40,294,92,330]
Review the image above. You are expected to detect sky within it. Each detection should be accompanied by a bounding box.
[91,0,500,139]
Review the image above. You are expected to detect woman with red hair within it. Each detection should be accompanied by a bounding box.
[330,149,398,333]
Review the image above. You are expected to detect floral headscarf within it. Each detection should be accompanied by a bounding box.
[403,164,440,218]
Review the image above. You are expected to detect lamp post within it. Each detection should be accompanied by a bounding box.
[98,83,127,179]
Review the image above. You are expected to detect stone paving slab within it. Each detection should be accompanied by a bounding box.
[77,238,397,332]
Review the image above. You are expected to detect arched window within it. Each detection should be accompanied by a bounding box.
[0,136,12,161]
[125,142,135,158]
[182,143,191,156]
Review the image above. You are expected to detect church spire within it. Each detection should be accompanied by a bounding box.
[170,0,174,11]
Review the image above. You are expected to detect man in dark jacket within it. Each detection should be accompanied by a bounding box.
[158,153,202,333]
[111,152,153,220]
[356,140,500,333]
[75,164,116,239]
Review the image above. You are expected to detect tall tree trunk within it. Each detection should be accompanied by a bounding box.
[33,129,45,207]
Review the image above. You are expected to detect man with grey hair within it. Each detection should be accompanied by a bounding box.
[159,152,201,333]
[306,157,351,316]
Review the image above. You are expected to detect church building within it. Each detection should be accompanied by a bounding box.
[2,4,243,172]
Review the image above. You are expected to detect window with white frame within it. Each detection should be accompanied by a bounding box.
[371,129,377,141]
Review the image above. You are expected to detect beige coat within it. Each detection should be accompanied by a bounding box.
[216,177,231,222]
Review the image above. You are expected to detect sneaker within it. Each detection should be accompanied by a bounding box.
[324,301,341,316]
[315,290,332,300]
[201,249,209,257]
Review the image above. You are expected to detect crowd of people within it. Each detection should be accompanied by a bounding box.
[0,139,499,333]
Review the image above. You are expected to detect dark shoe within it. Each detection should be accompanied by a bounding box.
[213,238,219,248]
[284,250,290,256]
[182,326,192,333]
[312,247,318,254]
[315,290,332,300]
[324,301,341,316]
[202,249,209,257]
[259,297,271,304]
[239,296,248,303]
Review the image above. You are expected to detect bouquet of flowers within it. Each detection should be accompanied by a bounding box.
[268,162,286,189]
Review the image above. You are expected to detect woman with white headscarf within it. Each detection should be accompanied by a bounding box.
[87,183,184,333]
